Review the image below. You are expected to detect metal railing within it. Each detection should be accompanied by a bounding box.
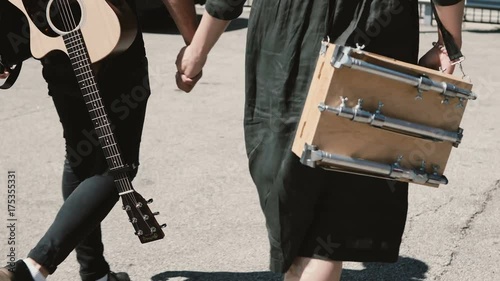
[419,0,500,25]
[464,5,500,24]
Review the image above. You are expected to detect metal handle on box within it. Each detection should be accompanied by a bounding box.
[300,144,448,186]
[318,97,463,147]
[331,46,477,102]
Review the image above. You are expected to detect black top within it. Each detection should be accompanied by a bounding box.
[0,1,31,66]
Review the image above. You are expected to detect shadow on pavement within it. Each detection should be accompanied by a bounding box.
[151,256,428,281]
[151,271,282,281]
[466,27,500,33]
[420,26,500,34]
[341,256,429,281]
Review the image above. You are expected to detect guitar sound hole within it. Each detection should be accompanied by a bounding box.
[48,0,82,34]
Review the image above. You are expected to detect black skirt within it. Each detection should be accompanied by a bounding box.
[243,0,419,273]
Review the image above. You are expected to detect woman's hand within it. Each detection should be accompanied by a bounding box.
[175,45,206,93]
[173,9,231,93]
[418,43,455,74]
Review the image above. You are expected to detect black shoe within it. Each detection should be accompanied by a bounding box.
[108,271,130,281]
[0,260,34,281]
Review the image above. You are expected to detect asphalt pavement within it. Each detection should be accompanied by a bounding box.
[1,7,499,281]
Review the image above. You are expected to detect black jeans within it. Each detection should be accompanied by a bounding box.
[28,160,119,281]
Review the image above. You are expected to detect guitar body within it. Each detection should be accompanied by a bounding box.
[7,0,137,63]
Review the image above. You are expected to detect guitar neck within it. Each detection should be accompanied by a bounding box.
[62,30,131,189]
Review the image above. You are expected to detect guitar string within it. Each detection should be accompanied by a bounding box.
[54,1,125,194]
[57,0,151,232]
[55,0,72,34]
[59,0,128,194]
[56,2,141,203]
[57,0,157,233]
[60,0,125,181]
[56,0,124,181]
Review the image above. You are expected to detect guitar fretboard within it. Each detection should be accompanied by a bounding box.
[63,30,132,193]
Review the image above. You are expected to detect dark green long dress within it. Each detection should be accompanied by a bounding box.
[207,0,421,273]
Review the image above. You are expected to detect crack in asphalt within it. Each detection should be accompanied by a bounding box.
[403,197,455,240]
[433,180,500,280]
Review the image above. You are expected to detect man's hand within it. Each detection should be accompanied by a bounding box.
[175,45,206,93]
[419,43,455,74]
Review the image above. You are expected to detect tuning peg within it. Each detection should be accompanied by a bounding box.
[147,198,153,204]
[129,217,137,223]
[153,212,159,216]
[122,205,131,211]
[160,223,167,228]
[143,215,149,220]
[136,202,143,208]
[150,227,157,233]
[135,230,143,236]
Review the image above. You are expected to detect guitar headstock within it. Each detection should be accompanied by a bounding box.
[121,190,166,243]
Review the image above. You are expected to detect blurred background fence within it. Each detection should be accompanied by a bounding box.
[243,0,500,25]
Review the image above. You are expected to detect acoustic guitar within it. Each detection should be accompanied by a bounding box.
[7,0,166,243]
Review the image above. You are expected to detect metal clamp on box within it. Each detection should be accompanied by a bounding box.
[318,97,464,147]
[331,45,477,103]
[301,144,448,186]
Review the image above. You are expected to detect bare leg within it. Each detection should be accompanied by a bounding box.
[284,257,342,281]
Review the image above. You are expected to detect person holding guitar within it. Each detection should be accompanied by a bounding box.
[0,0,198,281]
[175,0,465,280]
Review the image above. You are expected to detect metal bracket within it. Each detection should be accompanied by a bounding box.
[320,37,330,56]
[318,100,464,147]
[329,46,477,102]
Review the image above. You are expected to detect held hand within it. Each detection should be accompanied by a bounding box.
[418,43,455,75]
[175,45,207,93]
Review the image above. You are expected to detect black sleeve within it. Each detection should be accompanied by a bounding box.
[0,1,32,66]
[432,0,463,6]
[205,0,246,20]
